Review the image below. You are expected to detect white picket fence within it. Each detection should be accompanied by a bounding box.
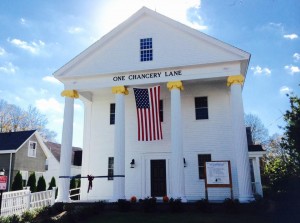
[0,187,56,217]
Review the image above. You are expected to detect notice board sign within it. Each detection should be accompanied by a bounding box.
[205,161,232,188]
[0,176,7,190]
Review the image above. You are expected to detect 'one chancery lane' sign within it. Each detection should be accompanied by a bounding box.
[112,70,182,82]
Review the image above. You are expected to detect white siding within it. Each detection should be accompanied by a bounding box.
[80,80,239,201]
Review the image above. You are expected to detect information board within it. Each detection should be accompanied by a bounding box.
[205,161,232,187]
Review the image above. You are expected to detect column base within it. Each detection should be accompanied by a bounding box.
[238,195,254,203]
[55,198,71,203]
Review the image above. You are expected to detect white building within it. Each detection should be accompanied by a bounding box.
[43,142,82,187]
[54,7,264,203]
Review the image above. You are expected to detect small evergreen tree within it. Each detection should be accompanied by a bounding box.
[70,178,77,200]
[48,176,56,190]
[11,171,23,191]
[36,176,46,192]
[27,172,37,192]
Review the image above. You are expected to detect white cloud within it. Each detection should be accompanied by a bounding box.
[250,66,271,76]
[8,38,45,54]
[42,75,61,84]
[96,0,207,36]
[0,47,6,56]
[279,86,293,95]
[36,98,63,113]
[0,62,18,74]
[68,26,84,34]
[293,53,300,62]
[283,34,298,40]
[20,18,27,25]
[25,87,48,96]
[284,65,300,75]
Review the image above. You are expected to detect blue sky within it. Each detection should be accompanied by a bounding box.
[0,0,299,147]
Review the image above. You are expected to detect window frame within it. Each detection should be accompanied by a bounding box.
[198,154,212,179]
[140,38,153,62]
[110,103,115,125]
[195,97,209,120]
[28,141,37,158]
[108,157,114,181]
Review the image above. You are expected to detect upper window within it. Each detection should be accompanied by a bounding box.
[110,103,115,125]
[159,100,163,122]
[28,141,37,157]
[140,38,153,62]
[198,154,211,179]
[195,97,208,120]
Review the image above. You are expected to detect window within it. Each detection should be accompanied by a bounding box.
[45,159,48,171]
[195,97,208,120]
[28,141,37,157]
[159,100,163,122]
[198,154,211,179]
[108,157,114,180]
[20,170,28,186]
[110,103,115,125]
[140,38,153,61]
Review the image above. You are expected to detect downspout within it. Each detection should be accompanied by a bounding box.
[8,153,12,192]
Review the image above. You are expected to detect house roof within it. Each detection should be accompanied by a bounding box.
[45,141,82,162]
[0,130,36,151]
[248,145,265,152]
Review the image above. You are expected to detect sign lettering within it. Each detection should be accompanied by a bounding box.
[112,70,182,82]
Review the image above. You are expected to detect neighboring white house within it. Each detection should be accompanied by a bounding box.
[44,142,82,186]
[53,7,265,203]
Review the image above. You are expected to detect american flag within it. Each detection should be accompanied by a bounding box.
[133,86,162,141]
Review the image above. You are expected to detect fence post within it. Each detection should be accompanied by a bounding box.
[25,187,31,211]
[51,187,56,205]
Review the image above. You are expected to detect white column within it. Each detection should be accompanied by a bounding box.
[80,100,92,200]
[112,86,128,201]
[167,81,186,201]
[254,157,263,196]
[57,90,78,202]
[228,75,253,202]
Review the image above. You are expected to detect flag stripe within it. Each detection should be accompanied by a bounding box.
[157,86,162,139]
[137,108,140,141]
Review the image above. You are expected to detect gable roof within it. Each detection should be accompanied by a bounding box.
[45,141,82,162]
[54,7,250,80]
[0,130,36,152]
[248,145,264,152]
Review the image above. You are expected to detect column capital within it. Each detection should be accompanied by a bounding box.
[112,86,129,95]
[167,81,184,91]
[61,90,79,98]
[227,75,245,87]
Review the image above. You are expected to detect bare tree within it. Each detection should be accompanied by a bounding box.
[0,99,10,132]
[244,113,269,146]
[0,99,57,141]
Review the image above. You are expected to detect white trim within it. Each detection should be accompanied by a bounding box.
[0,150,16,154]
[248,151,266,157]
[28,140,37,158]
[141,152,171,198]
[8,153,13,192]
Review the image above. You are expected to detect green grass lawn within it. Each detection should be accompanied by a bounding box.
[84,211,275,223]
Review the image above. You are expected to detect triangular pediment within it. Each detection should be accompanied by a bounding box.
[54,7,250,80]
